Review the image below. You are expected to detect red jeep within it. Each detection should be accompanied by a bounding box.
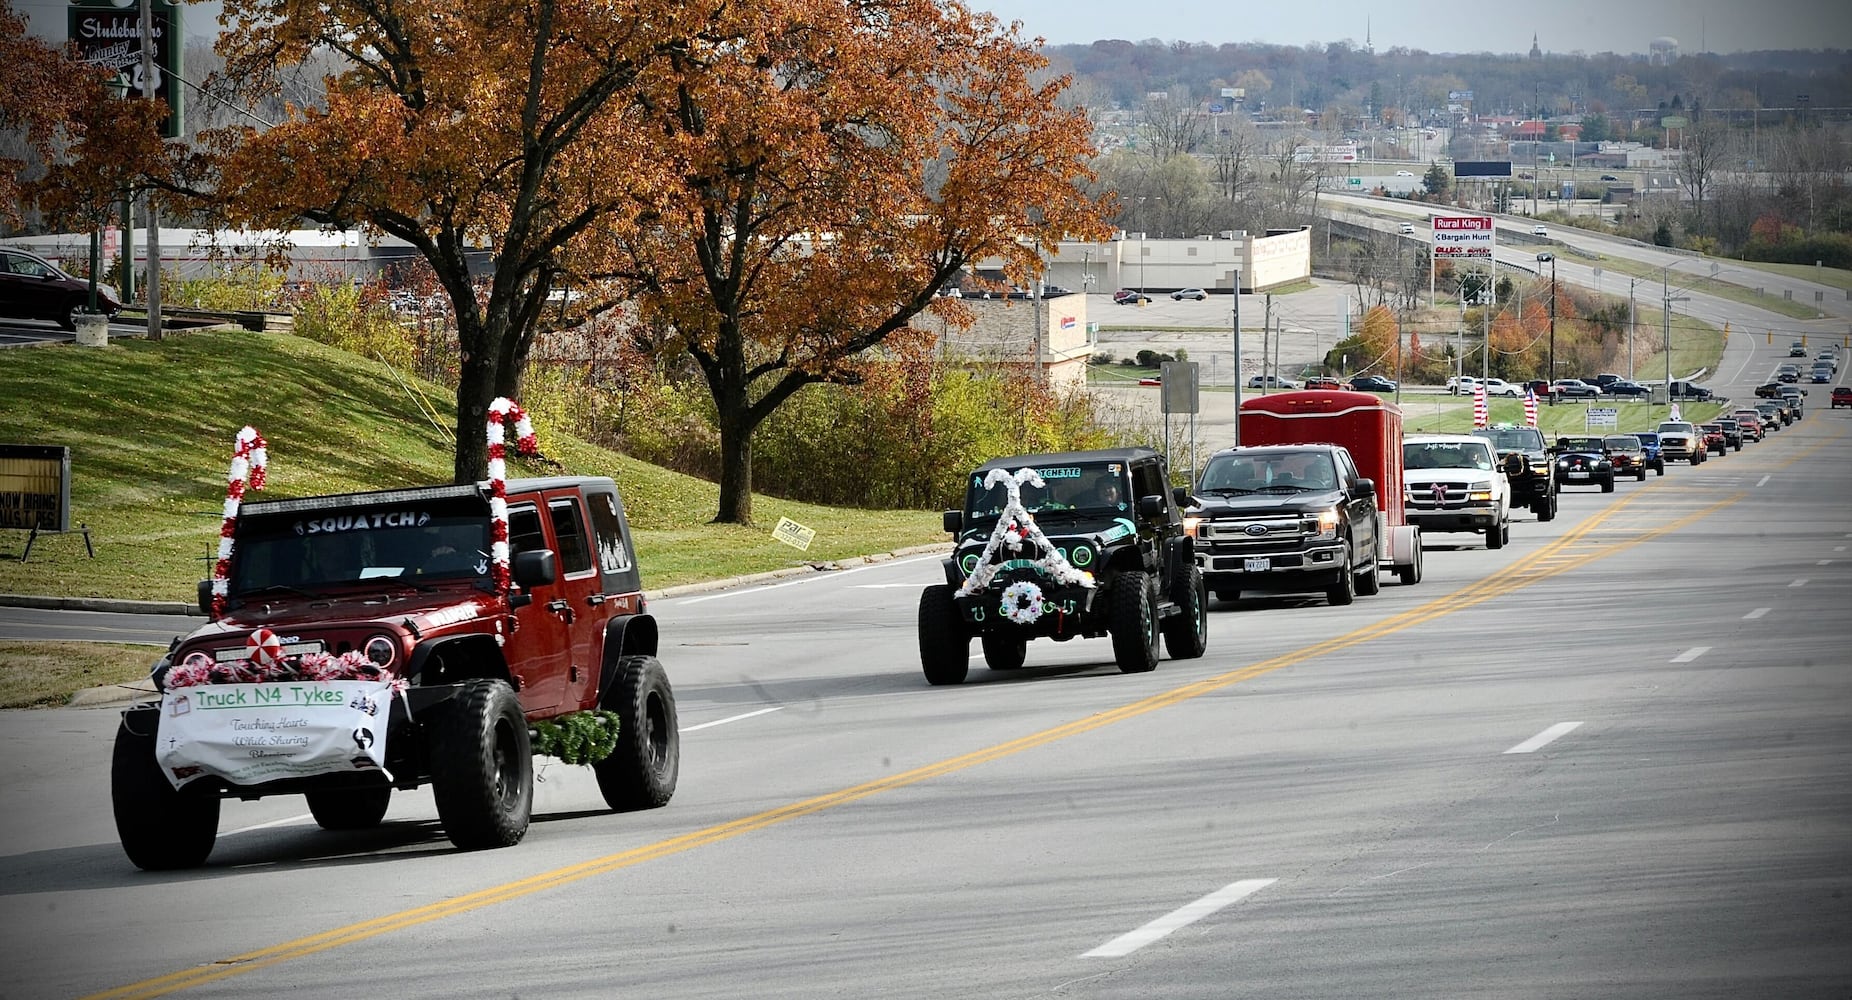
[111,476,679,870]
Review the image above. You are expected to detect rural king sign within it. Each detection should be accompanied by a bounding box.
[67,0,183,138]
[1430,215,1495,260]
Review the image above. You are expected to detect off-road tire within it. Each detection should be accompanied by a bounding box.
[1533,492,1557,521]
[1487,520,1507,549]
[1161,566,1209,660]
[1636,468,1647,481]
[1654,461,1665,476]
[982,633,1028,671]
[111,712,220,870]
[1325,549,1356,606]
[1109,570,1160,673]
[427,678,532,851]
[306,785,391,830]
[919,585,970,685]
[1601,477,1615,493]
[595,655,680,811]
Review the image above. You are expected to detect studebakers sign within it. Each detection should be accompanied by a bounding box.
[1430,215,1494,260]
[67,0,183,137]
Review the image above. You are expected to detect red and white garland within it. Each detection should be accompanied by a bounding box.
[164,648,401,690]
[209,426,268,618]
[486,397,538,595]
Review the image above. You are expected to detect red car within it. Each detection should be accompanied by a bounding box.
[1833,386,1852,409]
[1732,410,1766,441]
[1304,375,1343,390]
[1697,423,1727,455]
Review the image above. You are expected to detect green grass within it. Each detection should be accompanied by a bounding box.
[1593,254,1826,321]
[1731,259,1852,293]
[0,641,156,708]
[0,330,943,605]
[1401,398,1726,435]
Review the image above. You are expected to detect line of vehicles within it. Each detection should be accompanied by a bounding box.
[918,360,1839,685]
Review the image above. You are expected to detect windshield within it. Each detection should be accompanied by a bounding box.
[1198,451,1338,493]
[965,463,1131,518]
[230,503,491,596]
[1605,436,1641,450]
[1404,440,1493,471]
[1473,427,1544,452]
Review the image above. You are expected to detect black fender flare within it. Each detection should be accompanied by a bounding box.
[405,634,512,687]
[597,613,659,707]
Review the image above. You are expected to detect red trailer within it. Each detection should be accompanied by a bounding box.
[1239,389,1423,584]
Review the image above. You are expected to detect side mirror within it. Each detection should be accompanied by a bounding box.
[512,549,557,588]
[1137,495,1165,519]
[942,510,962,534]
[197,580,215,619]
[1355,478,1377,497]
[1171,486,1195,507]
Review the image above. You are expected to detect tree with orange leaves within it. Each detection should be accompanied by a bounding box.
[1357,304,1401,375]
[197,0,1109,520]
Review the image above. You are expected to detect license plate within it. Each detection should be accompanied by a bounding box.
[1244,557,1270,572]
[1567,471,1588,479]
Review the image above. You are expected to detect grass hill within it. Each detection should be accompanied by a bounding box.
[0,329,943,602]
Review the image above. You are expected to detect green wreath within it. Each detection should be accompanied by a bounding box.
[530,709,621,765]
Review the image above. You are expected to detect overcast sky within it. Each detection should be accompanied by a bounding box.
[973,0,1852,54]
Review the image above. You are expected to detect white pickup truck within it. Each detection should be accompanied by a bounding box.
[1401,433,1514,549]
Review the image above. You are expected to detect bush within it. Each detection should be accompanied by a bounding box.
[170,266,287,313]
[291,282,417,370]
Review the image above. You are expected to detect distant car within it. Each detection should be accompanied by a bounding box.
[1552,436,1615,492]
[1137,376,1162,386]
[1246,374,1300,389]
[1755,382,1786,398]
[1588,373,1624,388]
[1731,410,1766,442]
[1833,386,1852,408]
[1348,374,1399,393]
[1656,421,1706,465]
[1549,378,1599,398]
[0,246,122,330]
[1112,289,1152,305]
[1599,174,1619,181]
[1303,375,1343,390]
[1531,224,1549,237]
[1811,367,1833,383]
[1398,223,1416,235]
[1607,380,1651,397]
[1482,378,1522,397]
[1777,366,1800,383]
[1395,170,1415,177]
[1697,423,1728,455]
[1039,284,1075,298]
[1446,375,1482,395]
[1790,342,1809,357]
[1631,432,1666,475]
[1713,418,1744,451]
[1816,351,1838,372]
[1603,434,1648,481]
[1170,288,1207,301]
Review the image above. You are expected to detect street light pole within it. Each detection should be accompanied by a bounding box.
[1537,252,1556,394]
[1628,277,1638,379]
[1232,267,1242,446]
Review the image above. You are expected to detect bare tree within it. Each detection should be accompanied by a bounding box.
[1137,92,1209,163]
[1772,124,1846,236]
[1676,116,1734,236]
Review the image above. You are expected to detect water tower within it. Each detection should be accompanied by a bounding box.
[1649,37,1679,66]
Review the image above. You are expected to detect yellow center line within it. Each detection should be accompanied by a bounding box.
[86,426,1842,1000]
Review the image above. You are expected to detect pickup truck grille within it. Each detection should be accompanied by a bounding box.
[1196,515,1319,555]
[1406,481,1480,511]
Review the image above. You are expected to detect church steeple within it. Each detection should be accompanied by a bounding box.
[1529,33,1542,60]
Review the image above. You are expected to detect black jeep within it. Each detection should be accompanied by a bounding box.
[919,448,1207,684]
[1472,424,1559,520]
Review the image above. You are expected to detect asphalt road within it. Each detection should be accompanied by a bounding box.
[4,402,1850,998]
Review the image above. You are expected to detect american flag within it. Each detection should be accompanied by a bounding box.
[1523,388,1538,427]
[1472,383,1489,428]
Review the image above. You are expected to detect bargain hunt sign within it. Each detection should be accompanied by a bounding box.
[1431,215,1494,260]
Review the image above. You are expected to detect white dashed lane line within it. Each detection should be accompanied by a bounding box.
[1790,579,1809,588]
[1744,608,1770,620]
[1671,647,1711,663]
[1083,879,1277,958]
[679,706,784,733]
[1504,722,1584,755]
[1757,475,1772,487]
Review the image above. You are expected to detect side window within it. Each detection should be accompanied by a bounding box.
[1336,451,1360,487]
[1131,461,1166,513]
[585,491,633,574]
[548,498,594,575]
[508,504,545,556]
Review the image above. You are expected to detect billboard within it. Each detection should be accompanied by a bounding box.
[1453,161,1513,178]
[1293,144,1359,163]
[1430,215,1495,260]
[68,0,183,138]
[0,445,72,533]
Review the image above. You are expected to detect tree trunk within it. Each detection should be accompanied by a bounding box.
[452,316,496,484]
[714,407,753,525]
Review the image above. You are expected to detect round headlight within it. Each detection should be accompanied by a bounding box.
[960,553,980,575]
[364,635,397,668]
[1071,544,1093,567]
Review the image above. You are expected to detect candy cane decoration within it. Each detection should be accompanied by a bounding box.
[210,426,268,617]
[486,397,538,595]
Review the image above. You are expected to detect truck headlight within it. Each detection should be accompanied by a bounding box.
[1315,508,1340,538]
[1469,490,1493,502]
[1181,516,1202,538]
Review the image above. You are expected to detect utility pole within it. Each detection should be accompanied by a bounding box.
[1262,293,1272,394]
[139,0,163,340]
[1231,268,1242,446]
[1628,278,1638,378]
